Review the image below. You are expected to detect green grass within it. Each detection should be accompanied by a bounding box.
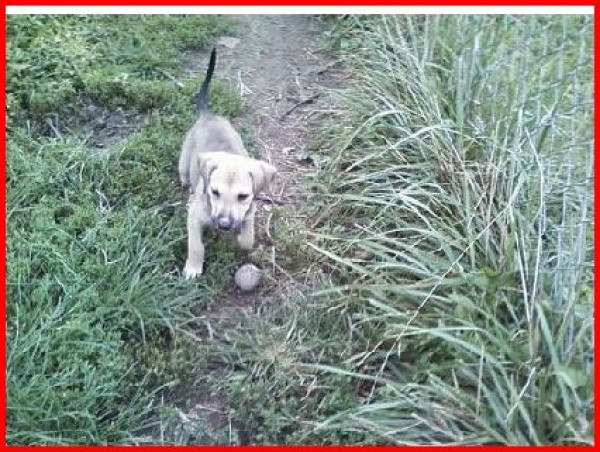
[7,14,594,446]
[6,14,242,444]
[208,15,594,444]
[7,15,233,120]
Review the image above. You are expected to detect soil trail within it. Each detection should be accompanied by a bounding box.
[184,15,345,311]
[171,15,345,444]
[187,15,342,201]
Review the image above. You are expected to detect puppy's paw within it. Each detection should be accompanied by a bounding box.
[237,234,254,251]
[183,261,204,279]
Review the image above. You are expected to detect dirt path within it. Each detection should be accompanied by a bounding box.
[168,15,345,444]
[183,15,347,313]
[187,15,342,197]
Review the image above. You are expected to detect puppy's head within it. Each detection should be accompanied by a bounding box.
[198,152,277,231]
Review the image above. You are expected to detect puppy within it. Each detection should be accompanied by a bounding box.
[179,48,277,279]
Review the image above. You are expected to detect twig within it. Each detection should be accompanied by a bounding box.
[155,68,184,89]
[238,70,252,97]
[194,404,227,414]
[279,94,319,119]
[46,118,63,139]
[310,60,339,75]
[305,109,346,118]
[255,194,294,205]
[265,211,273,241]
[110,124,140,129]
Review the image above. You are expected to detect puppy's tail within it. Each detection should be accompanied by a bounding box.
[196,47,217,112]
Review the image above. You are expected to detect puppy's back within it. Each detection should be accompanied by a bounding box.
[189,113,246,157]
[179,112,248,192]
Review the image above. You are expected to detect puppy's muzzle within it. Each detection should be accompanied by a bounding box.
[215,215,235,231]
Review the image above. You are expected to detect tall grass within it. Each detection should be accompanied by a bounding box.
[303,14,594,444]
[210,15,593,444]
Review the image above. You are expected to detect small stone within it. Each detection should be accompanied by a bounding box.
[354,250,375,261]
[218,36,240,49]
[297,153,317,166]
[234,264,262,292]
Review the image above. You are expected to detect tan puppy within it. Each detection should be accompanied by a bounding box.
[179,48,276,279]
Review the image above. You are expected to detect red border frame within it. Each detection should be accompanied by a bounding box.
[1,0,597,6]
[1,3,6,449]
[2,448,588,451]
[595,6,599,451]
[1,1,597,449]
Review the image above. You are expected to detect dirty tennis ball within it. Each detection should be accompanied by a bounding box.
[234,263,262,291]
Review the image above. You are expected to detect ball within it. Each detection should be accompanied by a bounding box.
[234,263,262,292]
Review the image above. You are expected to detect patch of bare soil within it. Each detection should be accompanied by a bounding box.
[171,15,347,444]
[81,104,150,151]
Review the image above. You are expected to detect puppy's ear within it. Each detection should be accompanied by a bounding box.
[249,161,277,193]
[196,153,219,193]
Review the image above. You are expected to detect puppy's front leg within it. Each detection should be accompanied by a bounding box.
[237,211,255,250]
[183,199,206,278]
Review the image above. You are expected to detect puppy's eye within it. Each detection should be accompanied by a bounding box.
[237,193,250,202]
[211,189,220,197]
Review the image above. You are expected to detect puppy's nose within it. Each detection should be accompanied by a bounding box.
[216,216,233,231]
